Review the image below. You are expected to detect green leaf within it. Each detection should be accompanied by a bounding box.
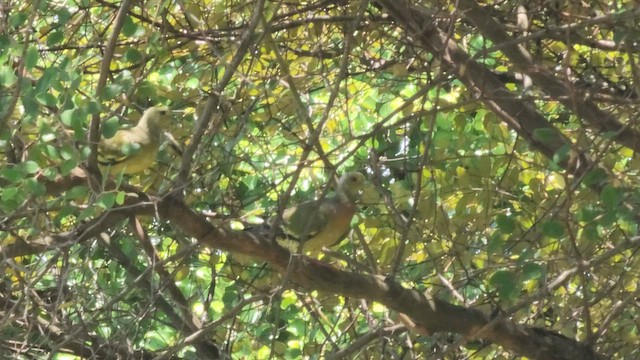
[0,199,19,212]
[495,214,516,234]
[102,84,124,100]
[61,108,88,138]
[583,224,600,242]
[0,167,23,182]
[486,233,504,255]
[552,144,571,165]
[582,168,607,186]
[123,48,142,63]
[66,185,89,200]
[60,159,78,175]
[23,178,46,196]
[361,95,378,111]
[122,16,145,37]
[379,101,394,118]
[59,144,76,160]
[35,68,56,92]
[145,329,174,350]
[522,263,544,280]
[576,206,598,223]
[97,192,117,210]
[22,91,40,116]
[285,348,302,359]
[122,16,136,36]
[115,191,126,205]
[60,109,75,127]
[8,11,27,28]
[121,142,141,156]
[1,187,19,201]
[185,76,200,89]
[22,161,40,174]
[489,270,520,301]
[0,66,18,86]
[101,116,121,139]
[87,100,102,114]
[25,46,39,70]
[600,184,623,208]
[56,7,72,24]
[46,30,64,46]
[42,167,58,180]
[35,92,57,106]
[542,220,564,239]
[532,128,557,143]
[242,175,257,189]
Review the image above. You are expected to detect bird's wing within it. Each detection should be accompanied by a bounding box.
[302,197,355,251]
[98,126,149,165]
[279,196,355,252]
[281,199,332,238]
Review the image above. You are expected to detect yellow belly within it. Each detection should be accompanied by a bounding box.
[105,146,158,175]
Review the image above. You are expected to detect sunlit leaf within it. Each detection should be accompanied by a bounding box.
[0,66,17,86]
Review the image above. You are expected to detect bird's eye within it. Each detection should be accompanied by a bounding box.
[160,110,167,115]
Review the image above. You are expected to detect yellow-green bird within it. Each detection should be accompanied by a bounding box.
[98,106,172,175]
[273,172,366,253]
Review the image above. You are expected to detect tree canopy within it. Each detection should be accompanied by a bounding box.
[1,0,639,359]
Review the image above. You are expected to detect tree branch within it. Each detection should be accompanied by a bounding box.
[457,0,640,152]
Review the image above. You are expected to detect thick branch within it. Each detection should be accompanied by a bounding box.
[457,0,640,151]
[157,196,605,360]
[6,169,608,360]
[376,2,567,158]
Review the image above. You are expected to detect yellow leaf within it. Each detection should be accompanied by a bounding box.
[546,173,565,191]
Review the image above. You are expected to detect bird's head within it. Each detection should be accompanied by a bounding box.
[139,106,172,127]
[137,106,173,139]
[337,172,366,201]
